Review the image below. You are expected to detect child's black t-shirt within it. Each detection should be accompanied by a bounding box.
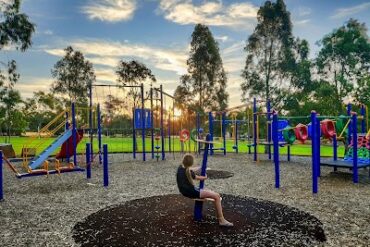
[176,166,200,199]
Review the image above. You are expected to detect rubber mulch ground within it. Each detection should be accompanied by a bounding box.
[73,194,326,247]
[195,169,234,179]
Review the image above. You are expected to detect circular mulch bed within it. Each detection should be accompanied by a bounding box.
[195,169,234,179]
[73,194,326,247]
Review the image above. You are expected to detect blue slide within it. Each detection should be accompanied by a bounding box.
[29,129,73,170]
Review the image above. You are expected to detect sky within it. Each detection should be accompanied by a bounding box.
[1,0,370,107]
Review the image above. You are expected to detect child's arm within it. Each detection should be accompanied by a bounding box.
[195,175,207,181]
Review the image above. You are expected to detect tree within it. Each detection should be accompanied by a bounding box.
[23,91,63,132]
[116,60,156,107]
[0,0,35,140]
[174,24,228,113]
[241,0,294,104]
[0,89,26,141]
[51,46,96,105]
[316,19,370,114]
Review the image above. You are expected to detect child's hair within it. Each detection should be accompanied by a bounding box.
[182,154,195,186]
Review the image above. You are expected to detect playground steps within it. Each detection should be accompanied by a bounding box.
[28,129,73,170]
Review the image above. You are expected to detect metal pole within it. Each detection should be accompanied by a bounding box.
[222,112,226,155]
[86,143,91,179]
[352,112,358,183]
[160,85,165,160]
[333,133,338,172]
[72,103,77,166]
[253,98,257,161]
[65,111,70,163]
[311,111,318,194]
[347,103,352,145]
[194,133,211,221]
[197,112,200,154]
[272,112,280,189]
[209,112,214,155]
[103,144,109,187]
[361,104,366,133]
[267,99,271,160]
[0,151,3,201]
[89,83,94,162]
[150,87,154,159]
[317,118,321,177]
[132,108,136,159]
[141,83,146,161]
[97,104,102,164]
[235,122,239,154]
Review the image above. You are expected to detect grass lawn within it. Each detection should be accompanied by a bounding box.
[3,136,345,158]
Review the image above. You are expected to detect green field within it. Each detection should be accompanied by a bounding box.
[4,136,346,158]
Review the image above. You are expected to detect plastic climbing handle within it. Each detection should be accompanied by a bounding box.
[180,129,190,142]
[294,124,308,143]
[190,129,197,142]
[283,126,296,145]
[321,119,336,139]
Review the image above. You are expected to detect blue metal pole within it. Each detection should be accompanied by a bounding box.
[352,113,358,183]
[89,83,94,162]
[347,103,352,145]
[103,144,109,187]
[86,143,91,179]
[141,83,146,161]
[65,111,70,163]
[272,112,280,189]
[267,99,271,160]
[97,104,102,164]
[196,113,201,154]
[133,108,136,159]
[235,122,239,154]
[222,112,226,155]
[253,98,257,162]
[333,133,338,172]
[194,133,211,221]
[160,85,165,160]
[209,112,214,155]
[150,88,154,159]
[168,115,171,153]
[317,118,321,177]
[0,151,3,201]
[361,104,366,133]
[72,103,77,166]
[287,145,291,162]
[311,111,318,194]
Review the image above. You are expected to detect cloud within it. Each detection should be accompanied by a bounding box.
[82,0,137,22]
[43,39,189,84]
[331,2,370,19]
[15,77,53,99]
[294,19,310,26]
[297,7,311,17]
[157,0,258,30]
[215,35,229,42]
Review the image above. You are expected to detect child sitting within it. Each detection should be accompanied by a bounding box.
[176,154,233,227]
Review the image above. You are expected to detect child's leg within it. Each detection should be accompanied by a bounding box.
[200,189,224,219]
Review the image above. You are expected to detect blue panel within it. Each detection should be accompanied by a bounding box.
[134,109,152,129]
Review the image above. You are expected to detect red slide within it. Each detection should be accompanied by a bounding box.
[56,130,84,159]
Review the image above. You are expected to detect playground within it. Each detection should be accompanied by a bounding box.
[1,0,370,246]
[1,153,370,246]
[1,85,370,246]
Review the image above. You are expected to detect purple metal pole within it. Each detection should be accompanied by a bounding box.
[361,104,366,133]
[352,112,358,183]
[267,99,272,160]
[222,112,226,155]
[317,118,321,177]
[0,151,3,201]
[141,83,146,161]
[194,133,211,221]
[72,103,77,166]
[86,143,91,179]
[311,111,318,194]
[253,98,257,161]
[103,144,109,187]
[272,112,280,188]
[97,104,102,164]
